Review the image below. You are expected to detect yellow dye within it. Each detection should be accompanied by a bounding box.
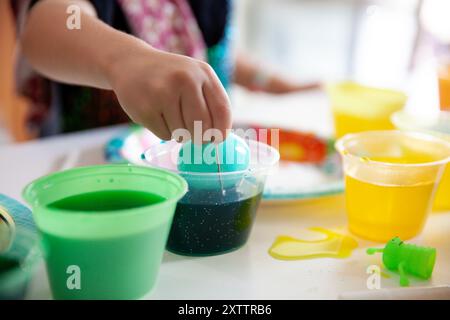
[434,165,450,210]
[327,82,406,138]
[333,112,396,139]
[268,227,358,260]
[345,175,435,242]
[362,154,449,211]
[369,154,439,164]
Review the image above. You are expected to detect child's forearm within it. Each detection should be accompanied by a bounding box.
[234,53,320,93]
[234,54,259,89]
[20,0,232,142]
[21,0,150,90]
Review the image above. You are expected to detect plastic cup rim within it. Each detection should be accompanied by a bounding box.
[143,139,280,177]
[22,164,188,218]
[391,109,450,133]
[335,130,450,169]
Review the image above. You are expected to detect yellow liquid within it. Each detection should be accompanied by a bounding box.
[345,175,435,242]
[370,155,450,211]
[434,165,450,210]
[328,82,406,138]
[369,154,438,164]
[334,112,396,139]
[268,227,358,260]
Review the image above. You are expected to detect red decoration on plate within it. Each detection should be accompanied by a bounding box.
[251,126,328,164]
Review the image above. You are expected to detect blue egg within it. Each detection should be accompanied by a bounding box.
[177,133,250,190]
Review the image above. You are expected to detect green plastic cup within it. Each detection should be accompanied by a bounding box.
[23,165,187,300]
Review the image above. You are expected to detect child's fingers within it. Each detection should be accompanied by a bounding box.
[202,81,232,143]
[181,85,213,143]
[163,96,186,138]
[143,113,172,141]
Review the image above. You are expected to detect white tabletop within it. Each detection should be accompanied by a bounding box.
[1,89,449,299]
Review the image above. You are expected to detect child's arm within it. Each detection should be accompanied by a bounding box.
[234,53,320,94]
[21,0,231,141]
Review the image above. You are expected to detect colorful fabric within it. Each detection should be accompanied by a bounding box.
[118,0,206,60]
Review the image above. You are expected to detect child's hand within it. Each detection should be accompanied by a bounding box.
[21,1,231,141]
[235,54,321,94]
[109,47,232,142]
[257,74,321,94]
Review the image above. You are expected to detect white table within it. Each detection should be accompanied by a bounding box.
[1,89,449,299]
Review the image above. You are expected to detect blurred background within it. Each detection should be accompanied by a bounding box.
[1,0,449,143]
[235,0,421,86]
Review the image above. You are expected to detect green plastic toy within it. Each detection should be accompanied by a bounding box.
[367,237,436,287]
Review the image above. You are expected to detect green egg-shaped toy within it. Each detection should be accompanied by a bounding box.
[178,133,250,190]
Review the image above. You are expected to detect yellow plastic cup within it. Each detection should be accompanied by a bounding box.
[336,131,450,242]
[327,81,407,138]
[392,110,450,210]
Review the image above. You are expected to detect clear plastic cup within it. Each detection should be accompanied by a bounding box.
[392,110,450,210]
[23,165,187,300]
[336,131,450,242]
[143,140,279,256]
[326,81,407,138]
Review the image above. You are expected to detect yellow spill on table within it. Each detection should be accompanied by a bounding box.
[268,227,358,260]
